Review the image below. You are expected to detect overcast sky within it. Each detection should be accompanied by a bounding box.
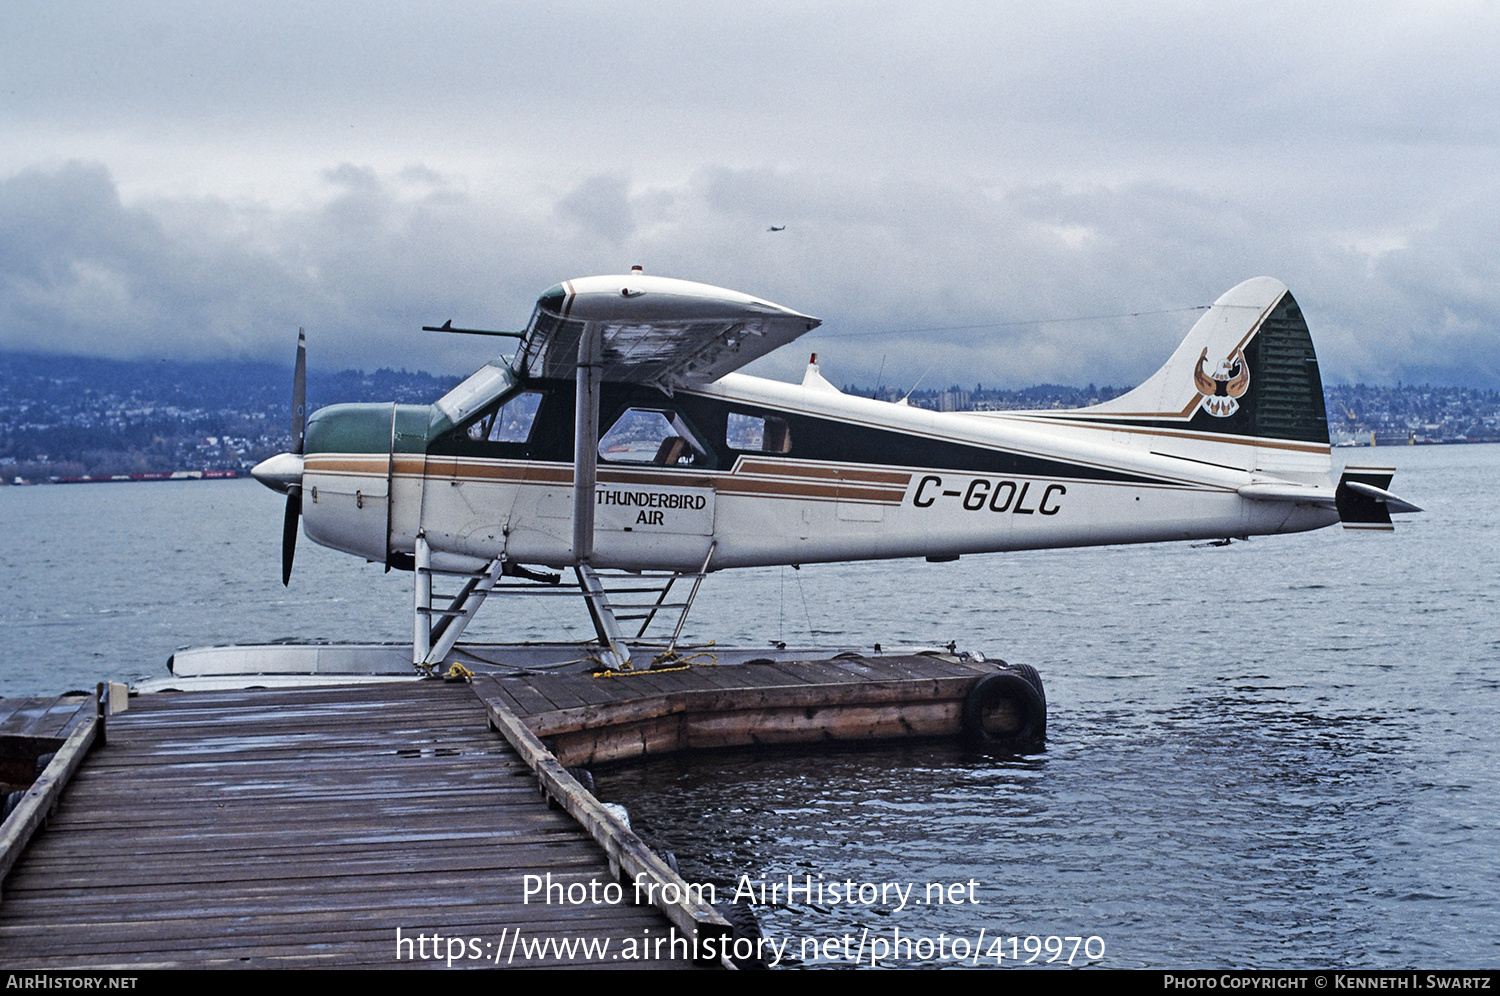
[3,2,1498,389]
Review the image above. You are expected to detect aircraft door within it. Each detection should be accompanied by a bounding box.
[423,390,546,562]
[590,405,716,570]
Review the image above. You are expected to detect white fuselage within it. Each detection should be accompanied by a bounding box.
[300,370,1339,576]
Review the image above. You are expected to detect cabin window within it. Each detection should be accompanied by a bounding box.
[466,391,543,444]
[726,412,792,453]
[599,408,709,466]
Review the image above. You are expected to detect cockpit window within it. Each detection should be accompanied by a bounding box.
[599,408,709,466]
[434,362,514,426]
[466,391,543,444]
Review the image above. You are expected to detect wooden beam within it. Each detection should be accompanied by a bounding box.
[544,699,994,766]
[507,671,987,738]
[0,714,98,896]
[485,698,731,956]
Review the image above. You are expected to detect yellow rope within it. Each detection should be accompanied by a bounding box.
[592,649,719,678]
[654,650,719,669]
[443,662,475,682]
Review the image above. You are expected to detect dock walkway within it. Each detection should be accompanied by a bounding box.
[0,651,1033,969]
[0,682,690,969]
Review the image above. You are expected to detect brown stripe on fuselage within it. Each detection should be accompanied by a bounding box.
[734,459,912,485]
[313,452,910,504]
[304,455,388,477]
[714,479,906,504]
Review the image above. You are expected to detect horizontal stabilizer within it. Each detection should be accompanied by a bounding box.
[1237,482,1338,506]
[1239,467,1420,530]
[1343,480,1422,515]
[1335,466,1420,530]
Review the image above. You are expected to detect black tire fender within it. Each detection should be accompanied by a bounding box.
[1001,662,1046,713]
[961,670,1046,750]
[716,902,769,970]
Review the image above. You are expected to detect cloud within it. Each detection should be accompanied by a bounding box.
[0,161,537,371]
[555,175,637,243]
[2,157,1498,389]
[2,4,1499,386]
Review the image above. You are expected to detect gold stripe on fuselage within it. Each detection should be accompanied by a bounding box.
[304,454,913,504]
[301,451,1227,513]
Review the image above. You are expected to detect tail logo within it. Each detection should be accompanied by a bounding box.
[1193,347,1250,417]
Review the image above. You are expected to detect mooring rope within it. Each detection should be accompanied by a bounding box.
[591,647,720,677]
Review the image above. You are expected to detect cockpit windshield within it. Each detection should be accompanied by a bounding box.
[434,362,515,426]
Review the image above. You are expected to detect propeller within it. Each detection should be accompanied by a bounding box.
[292,327,306,455]
[282,485,301,586]
[252,329,307,586]
[284,329,306,585]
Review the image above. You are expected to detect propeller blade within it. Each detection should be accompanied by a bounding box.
[282,487,301,586]
[292,328,307,456]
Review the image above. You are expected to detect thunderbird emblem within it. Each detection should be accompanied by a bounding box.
[1193,347,1249,417]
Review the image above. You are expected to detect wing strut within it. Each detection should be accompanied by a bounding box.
[573,325,632,670]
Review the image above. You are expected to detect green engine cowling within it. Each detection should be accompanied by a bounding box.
[301,403,439,563]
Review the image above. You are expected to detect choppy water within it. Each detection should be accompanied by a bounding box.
[2,444,1497,967]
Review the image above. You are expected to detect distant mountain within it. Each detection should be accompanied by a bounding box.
[3,352,1497,483]
[0,352,460,480]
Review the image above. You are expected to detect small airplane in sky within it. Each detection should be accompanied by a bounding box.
[252,269,1419,671]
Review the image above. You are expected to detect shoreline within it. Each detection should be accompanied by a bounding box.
[3,469,241,486]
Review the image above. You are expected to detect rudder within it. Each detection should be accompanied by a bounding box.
[1062,277,1330,445]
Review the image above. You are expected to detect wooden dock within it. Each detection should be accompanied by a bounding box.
[0,650,1043,969]
[0,683,704,969]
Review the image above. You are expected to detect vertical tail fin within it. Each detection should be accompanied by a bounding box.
[1073,277,1330,444]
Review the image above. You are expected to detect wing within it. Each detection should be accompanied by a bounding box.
[512,274,821,391]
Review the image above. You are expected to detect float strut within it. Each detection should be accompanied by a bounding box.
[413,533,432,667]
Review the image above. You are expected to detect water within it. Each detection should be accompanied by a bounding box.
[2,444,1496,966]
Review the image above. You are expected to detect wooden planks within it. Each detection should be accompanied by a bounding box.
[0,682,699,969]
[486,701,731,947]
[0,695,93,746]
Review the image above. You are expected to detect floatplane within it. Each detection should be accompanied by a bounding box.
[249,269,1418,673]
